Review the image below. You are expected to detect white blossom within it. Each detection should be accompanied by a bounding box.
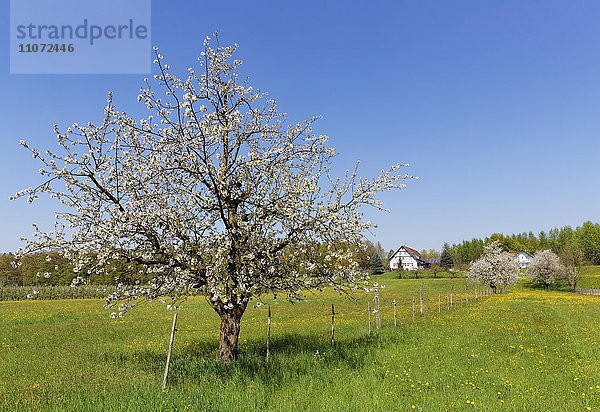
[70,276,85,288]
[528,250,564,289]
[466,241,519,293]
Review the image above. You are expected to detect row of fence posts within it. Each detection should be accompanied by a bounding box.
[366,287,491,334]
[574,287,600,296]
[162,286,494,389]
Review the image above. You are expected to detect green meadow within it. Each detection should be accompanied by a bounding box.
[1,271,599,411]
[578,266,600,289]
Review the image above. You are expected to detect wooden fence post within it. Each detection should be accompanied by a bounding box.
[266,306,272,361]
[393,299,397,327]
[450,293,453,308]
[475,288,478,301]
[374,291,381,330]
[330,304,335,347]
[438,293,441,313]
[412,296,415,322]
[368,302,371,335]
[162,313,178,390]
[419,285,423,315]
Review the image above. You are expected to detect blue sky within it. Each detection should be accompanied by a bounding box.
[1,0,599,253]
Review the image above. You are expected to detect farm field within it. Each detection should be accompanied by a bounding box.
[0,272,599,411]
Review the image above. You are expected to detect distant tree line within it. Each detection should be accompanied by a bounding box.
[0,252,149,286]
[3,221,597,285]
[445,221,600,268]
[1,240,392,286]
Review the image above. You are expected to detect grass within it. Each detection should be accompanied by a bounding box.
[0,273,599,411]
[578,266,600,289]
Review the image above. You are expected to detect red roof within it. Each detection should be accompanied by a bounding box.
[399,245,427,263]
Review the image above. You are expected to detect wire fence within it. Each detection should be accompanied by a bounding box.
[0,283,591,391]
[1,286,496,352]
[574,287,600,296]
[1,284,501,390]
[159,286,499,386]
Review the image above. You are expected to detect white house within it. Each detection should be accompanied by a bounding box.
[513,251,533,268]
[389,245,430,271]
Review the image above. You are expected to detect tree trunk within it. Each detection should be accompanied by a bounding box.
[215,302,247,362]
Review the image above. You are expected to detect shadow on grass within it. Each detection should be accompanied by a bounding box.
[108,330,406,386]
[520,278,573,292]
